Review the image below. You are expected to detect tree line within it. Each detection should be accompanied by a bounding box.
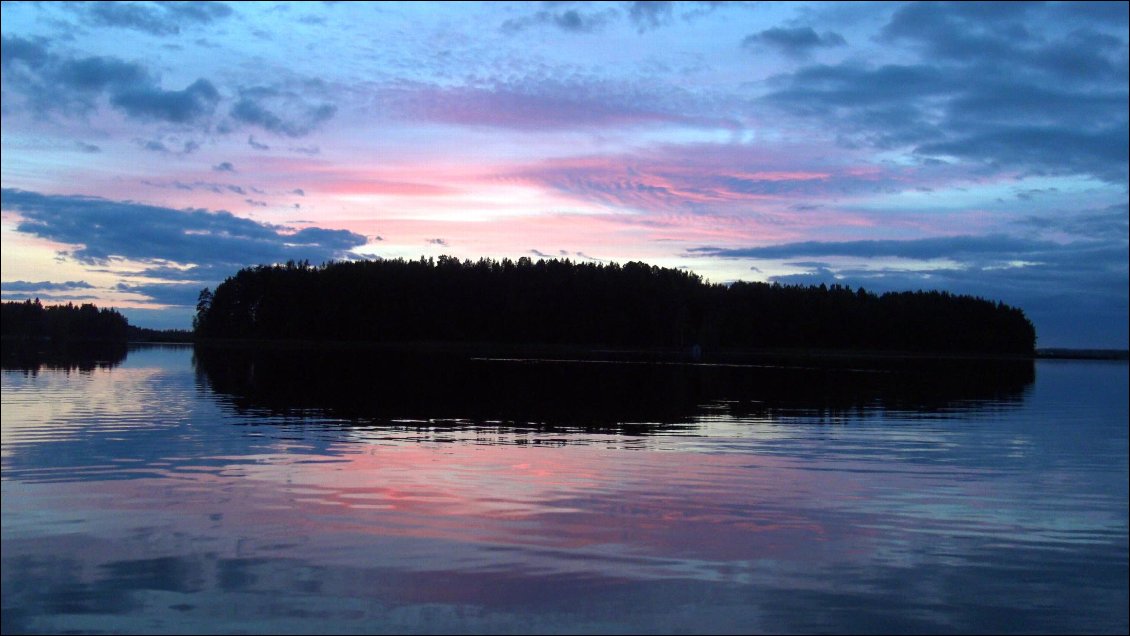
[2,299,129,342]
[193,256,1037,355]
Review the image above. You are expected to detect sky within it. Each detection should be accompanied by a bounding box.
[1,1,1127,348]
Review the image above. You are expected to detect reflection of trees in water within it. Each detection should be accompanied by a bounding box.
[194,346,1035,431]
[1,340,128,374]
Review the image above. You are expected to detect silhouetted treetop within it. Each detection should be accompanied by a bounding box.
[193,256,1036,355]
[2,299,129,343]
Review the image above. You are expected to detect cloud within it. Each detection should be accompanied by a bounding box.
[137,138,200,155]
[213,161,235,172]
[248,135,270,150]
[378,77,725,131]
[688,235,1070,260]
[1,36,220,124]
[230,85,336,137]
[1016,203,1129,241]
[743,27,846,57]
[426,238,449,246]
[75,141,102,153]
[759,3,1129,183]
[627,1,674,32]
[510,143,935,219]
[763,65,1127,182]
[1,188,367,272]
[111,78,220,123]
[759,3,1130,183]
[1,292,101,303]
[79,2,233,36]
[502,7,617,34]
[880,1,1126,81]
[114,281,206,306]
[2,280,95,292]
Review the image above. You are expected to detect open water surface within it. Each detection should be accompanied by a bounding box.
[2,344,1127,634]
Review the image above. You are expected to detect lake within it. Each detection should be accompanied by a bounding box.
[2,344,1127,634]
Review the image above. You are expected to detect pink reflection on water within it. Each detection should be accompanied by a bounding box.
[4,435,927,584]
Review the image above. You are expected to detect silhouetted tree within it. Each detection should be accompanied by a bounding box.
[2,299,129,343]
[192,257,1037,355]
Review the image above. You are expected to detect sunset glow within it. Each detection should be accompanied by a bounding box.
[1,2,1126,347]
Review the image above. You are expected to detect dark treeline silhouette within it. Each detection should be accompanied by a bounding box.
[194,257,1036,355]
[2,299,129,343]
[2,299,130,371]
[194,347,1035,430]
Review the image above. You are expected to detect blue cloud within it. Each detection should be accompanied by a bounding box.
[743,27,846,57]
[115,282,204,306]
[1,36,220,124]
[627,1,673,32]
[1,189,367,270]
[688,235,1069,260]
[502,7,616,34]
[230,85,336,137]
[111,78,220,124]
[762,3,1129,183]
[2,280,95,292]
[81,1,233,36]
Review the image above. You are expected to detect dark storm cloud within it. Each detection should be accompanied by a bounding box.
[762,3,1129,183]
[1,189,366,269]
[81,1,233,36]
[2,280,95,292]
[230,85,337,137]
[0,36,220,124]
[743,27,846,57]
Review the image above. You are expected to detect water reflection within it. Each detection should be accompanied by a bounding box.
[1,340,128,374]
[193,345,1035,429]
[3,346,1125,635]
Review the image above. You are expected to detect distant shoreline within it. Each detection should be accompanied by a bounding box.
[1034,348,1130,361]
[9,335,1125,362]
[190,338,1057,363]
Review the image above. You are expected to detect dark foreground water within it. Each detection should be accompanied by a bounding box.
[2,345,1127,634]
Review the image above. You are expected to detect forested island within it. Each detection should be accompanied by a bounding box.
[193,257,1037,355]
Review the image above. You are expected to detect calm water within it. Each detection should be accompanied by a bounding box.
[2,345,1127,634]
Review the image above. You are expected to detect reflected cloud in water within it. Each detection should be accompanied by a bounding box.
[3,346,1125,634]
